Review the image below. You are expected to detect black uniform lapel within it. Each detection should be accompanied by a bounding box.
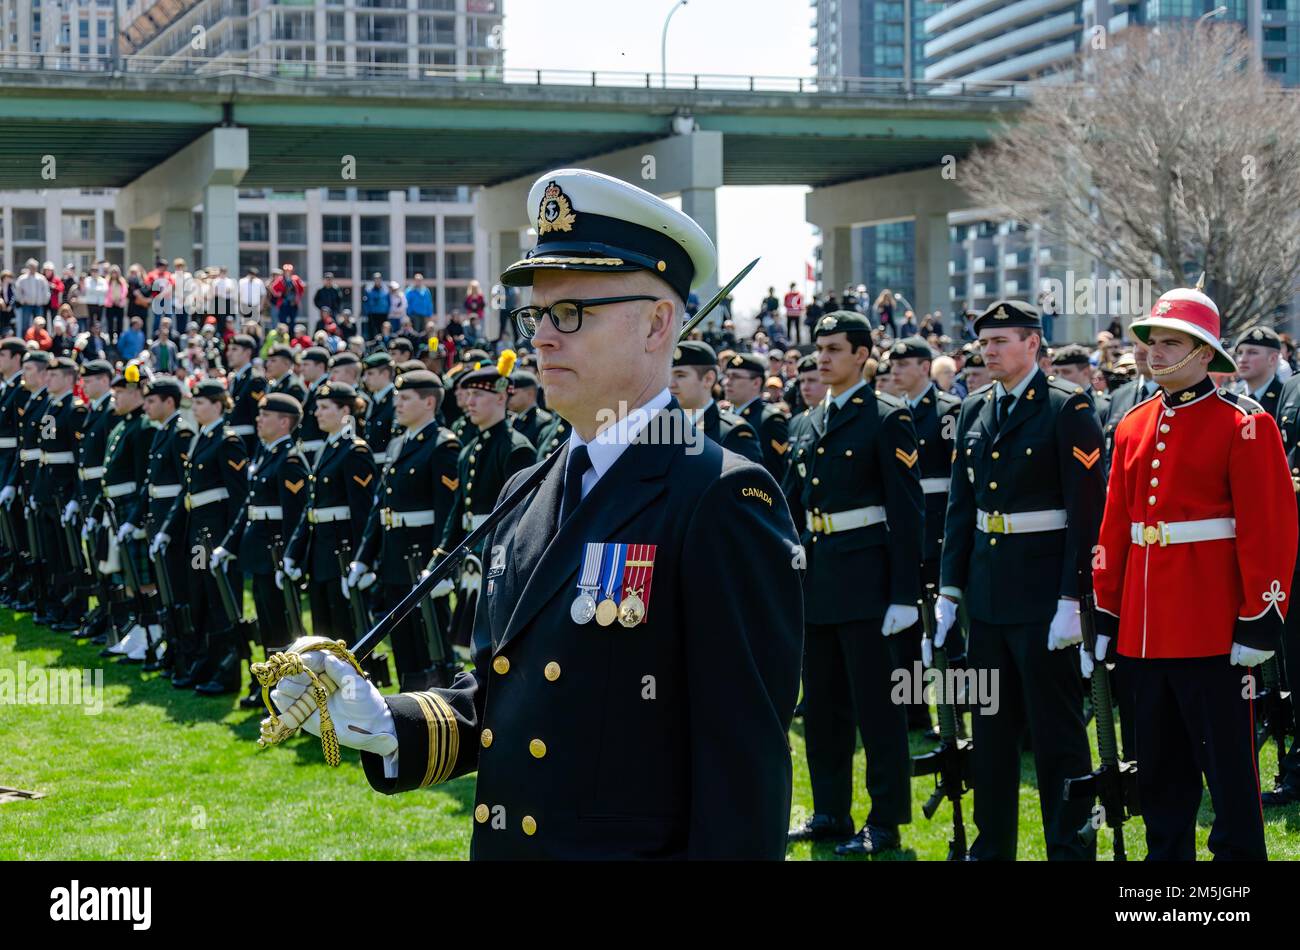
[703,402,721,443]
[809,401,827,439]
[994,369,1046,445]
[824,389,865,437]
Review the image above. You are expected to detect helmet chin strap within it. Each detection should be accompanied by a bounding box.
[1150,343,1205,378]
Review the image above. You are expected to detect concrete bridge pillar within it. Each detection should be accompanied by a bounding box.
[160,208,192,267]
[126,228,155,270]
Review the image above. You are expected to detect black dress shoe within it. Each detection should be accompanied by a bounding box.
[835,825,902,856]
[788,814,855,843]
[1262,784,1300,807]
[51,620,80,632]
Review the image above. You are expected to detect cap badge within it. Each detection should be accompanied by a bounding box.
[731,356,744,367]
[893,342,906,354]
[994,306,1009,320]
[1253,329,1264,339]
[820,316,837,331]
[537,180,576,236]
[673,347,682,360]
[1156,301,1172,315]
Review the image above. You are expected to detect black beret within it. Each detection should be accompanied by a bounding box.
[973,299,1041,333]
[22,350,52,366]
[80,359,114,378]
[394,370,443,393]
[145,377,183,400]
[0,338,26,356]
[963,350,986,368]
[797,353,819,373]
[397,359,426,375]
[457,366,512,394]
[229,333,258,350]
[266,344,295,361]
[509,370,538,389]
[875,359,892,377]
[725,353,766,376]
[1051,344,1092,367]
[329,352,360,368]
[888,336,933,361]
[316,381,358,405]
[461,349,491,366]
[387,337,414,353]
[260,392,302,416]
[363,352,394,370]
[301,347,330,365]
[50,356,79,372]
[673,340,717,368]
[192,380,227,401]
[814,310,873,338]
[1235,325,1282,350]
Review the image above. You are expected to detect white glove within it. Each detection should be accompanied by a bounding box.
[81,518,93,541]
[274,569,285,591]
[1080,643,1095,679]
[346,560,367,589]
[881,604,919,637]
[1230,643,1275,667]
[26,495,36,511]
[268,650,397,756]
[934,595,958,649]
[209,546,231,571]
[283,557,303,582]
[1094,634,1111,663]
[432,577,454,598]
[115,521,136,544]
[0,486,14,507]
[62,499,79,524]
[149,532,170,558]
[921,636,934,669]
[1047,598,1083,651]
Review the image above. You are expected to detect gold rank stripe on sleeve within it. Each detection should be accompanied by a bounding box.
[352,473,373,488]
[408,690,459,787]
[441,475,459,491]
[229,458,248,472]
[770,440,788,455]
[284,479,304,494]
[894,448,918,468]
[1072,446,1101,469]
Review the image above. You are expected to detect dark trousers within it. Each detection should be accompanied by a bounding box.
[250,571,292,652]
[803,618,912,830]
[967,618,1094,861]
[1129,656,1266,860]
[1280,583,1300,790]
[375,582,433,684]
[37,504,77,619]
[308,576,355,645]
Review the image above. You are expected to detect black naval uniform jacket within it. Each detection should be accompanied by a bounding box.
[96,408,150,526]
[511,403,554,449]
[14,388,49,499]
[221,437,309,575]
[76,392,115,515]
[698,401,762,464]
[940,369,1105,625]
[909,383,962,573]
[284,430,377,581]
[295,377,327,456]
[364,385,397,465]
[737,396,789,483]
[781,407,817,523]
[0,372,24,489]
[358,419,460,584]
[438,418,534,558]
[35,390,88,509]
[269,372,307,404]
[130,412,195,536]
[359,401,803,860]
[783,383,925,625]
[533,412,570,463]
[1102,376,1157,473]
[161,419,249,549]
[227,365,268,455]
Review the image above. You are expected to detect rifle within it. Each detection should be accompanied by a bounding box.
[211,545,244,631]
[406,553,458,687]
[255,258,761,758]
[911,586,972,861]
[337,545,371,637]
[1254,655,1291,794]
[1063,582,1140,860]
[272,542,304,639]
[150,541,194,668]
[103,505,143,647]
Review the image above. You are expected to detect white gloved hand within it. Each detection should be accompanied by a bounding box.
[1047,598,1083,651]
[102,512,112,530]
[431,577,454,598]
[209,546,231,571]
[881,603,920,637]
[1230,643,1275,667]
[1094,634,1111,663]
[62,499,79,524]
[282,557,303,582]
[81,518,93,541]
[115,521,136,544]
[274,569,285,591]
[1080,643,1095,679]
[346,560,367,589]
[935,595,958,649]
[269,650,397,756]
[921,637,934,669]
[149,532,170,558]
[0,486,14,507]
[27,495,36,511]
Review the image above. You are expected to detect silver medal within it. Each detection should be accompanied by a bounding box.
[571,589,597,624]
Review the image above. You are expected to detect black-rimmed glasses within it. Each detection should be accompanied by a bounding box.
[511,295,660,339]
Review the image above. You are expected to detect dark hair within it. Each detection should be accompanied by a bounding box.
[845,329,873,353]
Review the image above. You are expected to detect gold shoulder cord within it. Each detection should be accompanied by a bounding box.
[252,639,367,767]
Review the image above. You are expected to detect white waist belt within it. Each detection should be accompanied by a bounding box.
[1131,518,1236,548]
[920,477,951,495]
[186,487,230,510]
[299,440,325,454]
[148,483,181,499]
[19,448,41,462]
[248,505,283,521]
[381,508,435,528]
[229,425,255,436]
[105,481,137,498]
[463,512,489,531]
[373,451,390,464]
[977,508,1068,534]
[41,451,76,464]
[0,437,17,449]
[308,506,350,524]
[79,465,106,481]
[806,505,887,535]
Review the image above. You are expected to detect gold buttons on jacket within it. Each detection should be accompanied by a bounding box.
[1025,448,1032,456]
[1148,495,1156,505]
[817,447,824,455]
[475,804,489,823]
[1160,424,1170,434]
[522,816,537,836]
[1151,459,1160,469]
[529,739,547,759]
[492,656,510,675]
[989,482,998,490]
[481,729,494,748]
[544,661,561,681]
[989,537,998,546]
[1156,442,1166,451]
[811,477,820,485]
[991,451,1000,460]
[1149,477,1158,487]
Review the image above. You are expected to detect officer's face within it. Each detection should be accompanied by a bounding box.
[331,365,359,386]
[798,370,827,407]
[256,408,291,443]
[193,395,223,426]
[463,387,507,427]
[979,328,1038,383]
[669,366,711,409]
[363,367,391,393]
[1234,343,1277,382]
[1053,363,1091,387]
[966,366,990,390]
[227,345,251,370]
[315,399,345,433]
[394,388,435,428]
[722,370,762,406]
[112,386,142,415]
[267,356,292,379]
[47,369,73,395]
[21,362,46,390]
[82,375,111,401]
[890,356,929,395]
[507,387,536,413]
[301,361,325,384]
[143,394,172,421]
[1146,328,1211,390]
[815,333,866,391]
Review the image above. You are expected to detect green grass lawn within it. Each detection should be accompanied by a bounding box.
[1,608,1297,860]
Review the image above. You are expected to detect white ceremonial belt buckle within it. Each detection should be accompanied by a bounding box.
[0,437,18,449]
[78,465,106,481]
[40,451,76,464]
[464,512,489,531]
[1130,517,1236,547]
[185,488,230,510]
[19,449,40,462]
[976,508,1068,534]
[382,508,435,528]
[806,505,887,535]
[148,484,181,499]
[248,505,283,521]
[308,506,350,524]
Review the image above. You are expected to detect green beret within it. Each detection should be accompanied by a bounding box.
[394,370,443,393]
[0,338,27,357]
[363,352,395,370]
[814,310,873,338]
[80,359,114,378]
[673,340,718,368]
[1051,344,1092,367]
[145,377,183,400]
[230,333,258,351]
[796,353,818,373]
[888,336,933,361]
[329,352,360,368]
[973,299,1041,334]
[192,380,227,401]
[317,381,358,405]
[266,344,295,361]
[301,347,331,365]
[1235,325,1282,351]
[725,353,766,376]
[260,392,302,416]
[22,350,52,366]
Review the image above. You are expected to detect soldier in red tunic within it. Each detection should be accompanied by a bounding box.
[1092,283,1297,860]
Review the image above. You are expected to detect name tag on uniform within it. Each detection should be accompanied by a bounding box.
[487,543,507,578]
[571,541,657,628]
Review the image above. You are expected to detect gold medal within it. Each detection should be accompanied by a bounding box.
[618,592,645,628]
[595,597,619,627]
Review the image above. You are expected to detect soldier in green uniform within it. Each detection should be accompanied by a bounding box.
[507,371,555,449]
[66,359,116,640]
[224,334,267,456]
[0,339,27,606]
[435,360,536,651]
[7,351,51,616]
[348,370,462,689]
[265,343,307,403]
[327,351,362,389]
[1101,343,1157,473]
[1051,345,1107,422]
[35,357,88,630]
[784,311,924,855]
[933,299,1104,861]
[283,382,377,647]
[668,340,761,463]
[214,392,310,707]
[361,351,397,466]
[1234,325,1285,423]
[294,346,331,464]
[722,351,789,482]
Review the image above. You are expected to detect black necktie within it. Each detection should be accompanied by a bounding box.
[997,393,1015,431]
[559,444,591,526]
[826,401,839,426]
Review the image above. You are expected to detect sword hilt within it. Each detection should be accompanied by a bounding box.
[252,635,365,766]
